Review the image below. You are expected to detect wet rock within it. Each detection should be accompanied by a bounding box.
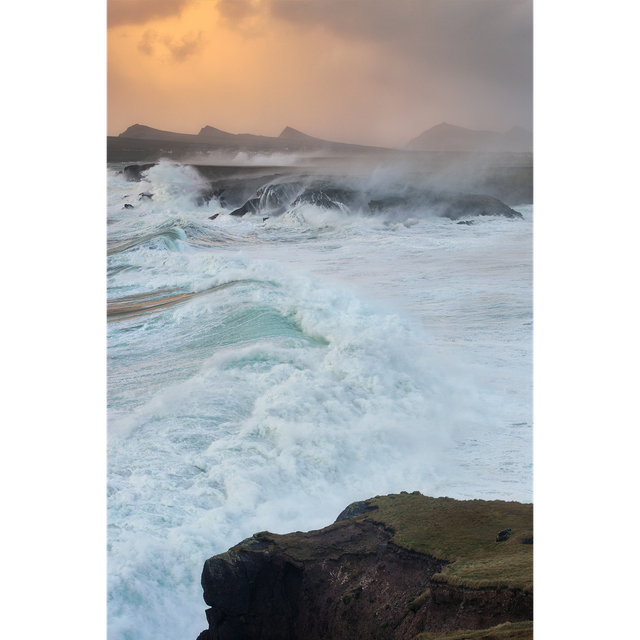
[291,186,360,210]
[123,164,155,182]
[230,198,260,217]
[256,182,304,215]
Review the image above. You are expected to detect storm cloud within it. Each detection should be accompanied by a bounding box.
[108,0,193,28]
[108,0,533,146]
[137,28,206,61]
[269,0,533,123]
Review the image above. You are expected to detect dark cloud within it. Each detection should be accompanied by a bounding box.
[108,0,193,28]
[163,31,206,61]
[215,0,262,24]
[108,0,533,142]
[269,0,531,80]
[137,28,206,61]
[137,29,158,55]
[268,0,532,129]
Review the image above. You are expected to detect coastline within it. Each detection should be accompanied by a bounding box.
[196,493,533,640]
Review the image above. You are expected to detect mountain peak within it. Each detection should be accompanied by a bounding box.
[119,124,160,138]
[117,124,198,142]
[406,122,532,152]
[198,125,235,138]
[279,126,318,141]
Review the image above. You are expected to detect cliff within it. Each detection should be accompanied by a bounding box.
[196,493,533,640]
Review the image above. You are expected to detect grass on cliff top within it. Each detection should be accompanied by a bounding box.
[361,493,533,592]
[239,493,532,593]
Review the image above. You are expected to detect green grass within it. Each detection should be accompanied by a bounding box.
[233,493,532,593]
[362,494,533,592]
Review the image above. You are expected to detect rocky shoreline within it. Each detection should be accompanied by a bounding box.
[118,162,525,222]
[196,493,533,640]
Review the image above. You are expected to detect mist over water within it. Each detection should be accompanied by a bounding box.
[107,159,532,640]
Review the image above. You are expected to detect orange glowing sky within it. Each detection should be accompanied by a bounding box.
[107,0,533,147]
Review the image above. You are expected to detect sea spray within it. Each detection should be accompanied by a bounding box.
[108,268,491,640]
[107,161,532,640]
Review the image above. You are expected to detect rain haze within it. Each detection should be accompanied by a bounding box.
[108,0,533,146]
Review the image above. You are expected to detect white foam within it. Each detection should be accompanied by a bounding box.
[106,164,532,640]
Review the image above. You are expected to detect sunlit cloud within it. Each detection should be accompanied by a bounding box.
[108,0,533,146]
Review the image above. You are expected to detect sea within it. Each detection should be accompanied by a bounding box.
[106,157,532,640]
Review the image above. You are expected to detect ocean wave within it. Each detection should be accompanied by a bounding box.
[109,160,523,232]
[106,158,532,640]
[107,279,272,321]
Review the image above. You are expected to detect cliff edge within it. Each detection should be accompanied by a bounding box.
[196,493,533,640]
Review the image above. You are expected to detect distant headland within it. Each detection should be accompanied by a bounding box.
[114,122,532,154]
[406,123,532,153]
[108,122,533,206]
[116,123,361,150]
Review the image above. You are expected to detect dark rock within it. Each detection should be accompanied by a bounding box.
[457,220,474,225]
[424,192,521,220]
[201,552,252,615]
[201,546,303,640]
[123,203,134,209]
[427,582,532,632]
[209,213,220,221]
[496,528,512,542]
[123,164,155,182]
[139,192,153,200]
[230,198,260,217]
[217,187,252,210]
[198,523,446,640]
[196,495,533,640]
[190,169,294,211]
[334,500,378,522]
[291,186,360,211]
[255,182,304,215]
[179,170,521,222]
[367,196,408,212]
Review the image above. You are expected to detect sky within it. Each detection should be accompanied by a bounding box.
[107,0,533,147]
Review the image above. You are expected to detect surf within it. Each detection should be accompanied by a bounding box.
[106,158,532,640]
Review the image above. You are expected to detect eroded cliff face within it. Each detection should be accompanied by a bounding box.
[196,495,533,640]
[425,583,532,633]
[197,520,445,640]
